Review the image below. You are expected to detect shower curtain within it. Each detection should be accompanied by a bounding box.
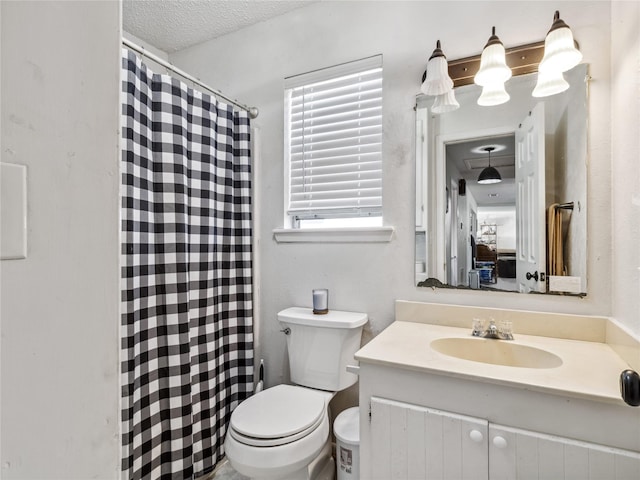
[121,49,254,479]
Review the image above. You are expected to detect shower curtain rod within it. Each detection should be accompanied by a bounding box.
[122,38,259,119]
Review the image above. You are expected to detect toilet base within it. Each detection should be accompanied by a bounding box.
[247,440,334,480]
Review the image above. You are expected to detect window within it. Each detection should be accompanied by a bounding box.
[284,56,383,229]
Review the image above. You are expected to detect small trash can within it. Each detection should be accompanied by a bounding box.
[334,407,360,480]
[469,270,480,289]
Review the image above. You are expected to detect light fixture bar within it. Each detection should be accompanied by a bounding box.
[447,41,546,87]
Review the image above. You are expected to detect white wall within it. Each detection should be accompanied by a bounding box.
[545,65,588,282]
[170,1,617,394]
[611,1,640,335]
[1,1,121,478]
[478,207,517,251]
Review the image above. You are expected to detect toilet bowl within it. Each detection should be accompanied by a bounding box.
[224,307,368,480]
[225,385,334,479]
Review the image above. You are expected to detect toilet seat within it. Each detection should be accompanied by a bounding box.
[228,384,329,447]
[224,410,331,479]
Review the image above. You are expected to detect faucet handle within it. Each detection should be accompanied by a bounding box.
[499,320,513,340]
[472,318,485,336]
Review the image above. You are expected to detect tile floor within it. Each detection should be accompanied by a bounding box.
[206,460,248,480]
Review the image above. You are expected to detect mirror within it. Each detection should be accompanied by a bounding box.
[415,64,588,295]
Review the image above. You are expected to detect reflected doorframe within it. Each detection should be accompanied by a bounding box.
[430,126,516,284]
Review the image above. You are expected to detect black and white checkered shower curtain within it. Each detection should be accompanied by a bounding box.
[121,49,254,480]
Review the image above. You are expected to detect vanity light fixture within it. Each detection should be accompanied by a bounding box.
[420,12,581,107]
[431,89,460,114]
[532,68,570,97]
[473,27,512,107]
[477,147,502,184]
[421,40,455,96]
[478,81,510,106]
[421,40,459,114]
[538,11,583,74]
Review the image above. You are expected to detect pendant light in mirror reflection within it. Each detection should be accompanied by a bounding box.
[420,40,459,114]
[477,147,502,184]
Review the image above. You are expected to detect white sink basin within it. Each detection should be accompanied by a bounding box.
[430,337,563,369]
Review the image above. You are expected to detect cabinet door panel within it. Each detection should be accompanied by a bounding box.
[588,449,615,479]
[490,424,640,480]
[370,396,392,479]
[537,438,565,479]
[370,397,488,480]
[614,453,640,479]
[513,431,539,478]
[489,427,517,479]
[424,407,445,478]
[390,400,409,479]
[460,419,488,480]
[563,444,589,480]
[407,406,427,478]
[442,413,463,479]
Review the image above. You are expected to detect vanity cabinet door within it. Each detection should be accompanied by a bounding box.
[489,424,640,480]
[370,397,488,480]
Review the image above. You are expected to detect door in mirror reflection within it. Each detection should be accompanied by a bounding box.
[515,103,546,293]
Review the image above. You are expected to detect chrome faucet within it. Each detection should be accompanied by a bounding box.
[472,319,514,340]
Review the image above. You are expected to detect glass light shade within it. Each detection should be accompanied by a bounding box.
[539,12,582,73]
[431,90,460,114]
[477,166,502,184]
[474,28,512,87]
[421,55,454,96]
[477,82,510,106]
[532,69,569,97]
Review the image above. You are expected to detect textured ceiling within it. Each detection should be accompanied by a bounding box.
[123,0,315,53]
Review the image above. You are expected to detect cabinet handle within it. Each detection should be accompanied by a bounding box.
[493,436,508,449]
[469,430,484,443]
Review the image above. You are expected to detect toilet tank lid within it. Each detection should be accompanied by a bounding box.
[278,307,368,329]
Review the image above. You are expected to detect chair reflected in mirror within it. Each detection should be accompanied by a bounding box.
[476,243,497,283]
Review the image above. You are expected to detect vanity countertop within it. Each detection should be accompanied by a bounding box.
[355,321,631,406]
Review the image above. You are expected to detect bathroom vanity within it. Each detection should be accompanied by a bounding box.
[355,301,640,479]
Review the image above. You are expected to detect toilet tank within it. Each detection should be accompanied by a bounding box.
[278,307,368,392]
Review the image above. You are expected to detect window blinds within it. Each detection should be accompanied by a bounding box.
[285,56,383,220]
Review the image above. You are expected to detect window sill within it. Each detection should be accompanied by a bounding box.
[273,226,395,244]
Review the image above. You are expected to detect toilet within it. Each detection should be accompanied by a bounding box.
[224,307,368,480]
